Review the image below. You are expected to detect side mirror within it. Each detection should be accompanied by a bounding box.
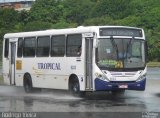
[145,41,149,62]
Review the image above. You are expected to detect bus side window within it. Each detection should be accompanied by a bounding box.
[23,37,36,57]
[66,34,82,57]
[4,38,9,58]
[37,36,50,57]
[17,38,23,57]
[51,35,65,57]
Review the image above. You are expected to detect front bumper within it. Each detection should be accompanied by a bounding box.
[95,78,146,91]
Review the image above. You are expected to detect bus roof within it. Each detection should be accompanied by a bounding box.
[4,26,143,39]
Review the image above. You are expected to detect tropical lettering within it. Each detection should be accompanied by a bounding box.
[38,63,61,70]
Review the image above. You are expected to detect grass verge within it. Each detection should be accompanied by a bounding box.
[147,62,160,67]
[0,75,4,85]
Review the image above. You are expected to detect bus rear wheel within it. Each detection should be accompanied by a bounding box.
[24,74,33,93]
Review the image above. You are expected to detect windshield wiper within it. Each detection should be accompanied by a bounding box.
[126,37,134,58]
[110,36,119,60]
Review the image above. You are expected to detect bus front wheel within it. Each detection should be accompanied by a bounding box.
[69,77,85,97]
[23,74,33,93]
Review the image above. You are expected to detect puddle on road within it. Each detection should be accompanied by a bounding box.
[1,85,159,112]
[0,85,83,101]
[0,85,147,103]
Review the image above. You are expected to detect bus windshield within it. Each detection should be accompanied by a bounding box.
[96,38,146,71]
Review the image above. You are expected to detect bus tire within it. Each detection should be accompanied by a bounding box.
[69,76,85,97]
[23,74,33,93]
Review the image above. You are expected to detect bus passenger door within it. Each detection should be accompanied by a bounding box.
[85,38,93,90]
[9,40,17,85]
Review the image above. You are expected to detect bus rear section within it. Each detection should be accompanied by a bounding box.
[2,38,18,86]
[2,30,95,96]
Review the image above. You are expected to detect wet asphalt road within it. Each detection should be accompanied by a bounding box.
[0,68,160,118]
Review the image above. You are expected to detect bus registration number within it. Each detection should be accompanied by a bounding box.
[118,85,128,88]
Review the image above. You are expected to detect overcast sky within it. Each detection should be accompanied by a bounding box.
[0,0,35,3]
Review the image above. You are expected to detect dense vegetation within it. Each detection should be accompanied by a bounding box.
[0,0,160,61]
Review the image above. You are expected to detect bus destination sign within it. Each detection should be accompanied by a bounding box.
[99,28,143,37]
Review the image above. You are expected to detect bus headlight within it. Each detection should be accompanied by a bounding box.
[136,74,146,82]
[95,73,110,82]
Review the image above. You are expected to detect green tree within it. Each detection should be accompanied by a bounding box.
[22,21,53,31]
[52,20,77,29]
[84,16,115,26]
[93,0,134,19]
[0,8,19,41]
[29,0,63,23]
[0,8,19,28]
[63,0,94,25]
[19,10,30,24]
